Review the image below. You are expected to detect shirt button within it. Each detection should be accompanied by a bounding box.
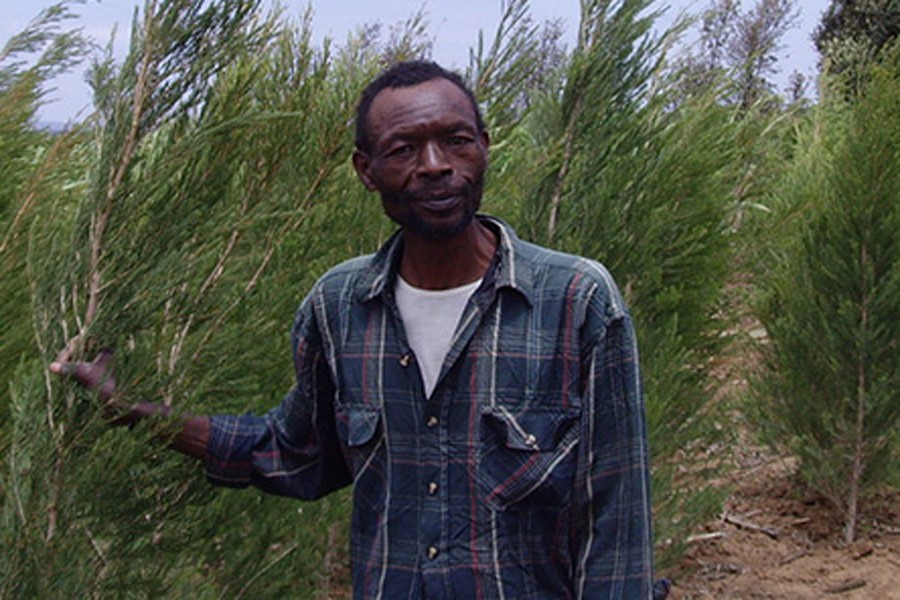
[428,481,438,495]
[524,433,537,447]
[427,546,439,560]
[426,415,439,428]
[399,353,412,367]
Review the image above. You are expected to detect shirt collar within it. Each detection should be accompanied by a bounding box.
[353,215,534,306]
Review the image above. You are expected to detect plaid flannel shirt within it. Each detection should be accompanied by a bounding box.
[206,216,657,599]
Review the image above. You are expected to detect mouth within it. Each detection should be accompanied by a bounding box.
[412,189,464,212]
[419,194,461,211]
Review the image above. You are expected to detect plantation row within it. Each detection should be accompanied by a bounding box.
[1,0,897,596]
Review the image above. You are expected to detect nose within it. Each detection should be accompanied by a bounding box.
[417,141,451,179]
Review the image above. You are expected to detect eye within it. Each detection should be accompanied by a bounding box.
[447,135,474,146]
[386,144,415,158]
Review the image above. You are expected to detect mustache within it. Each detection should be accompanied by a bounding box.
[400,183,472,202]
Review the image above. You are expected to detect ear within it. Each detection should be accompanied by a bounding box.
[352,149,378,192]
[478,129,491,163]
[480,129,490,149]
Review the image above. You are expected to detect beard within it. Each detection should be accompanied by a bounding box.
[382,173,484,241]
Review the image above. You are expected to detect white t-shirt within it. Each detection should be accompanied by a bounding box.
[395,276,482,397]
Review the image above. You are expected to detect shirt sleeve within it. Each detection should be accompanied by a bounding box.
[574,307,656,599]
[204,295,351,500]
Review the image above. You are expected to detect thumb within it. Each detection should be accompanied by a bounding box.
[49,361,74,376]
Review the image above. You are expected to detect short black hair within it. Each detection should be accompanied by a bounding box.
[355,60,486,153]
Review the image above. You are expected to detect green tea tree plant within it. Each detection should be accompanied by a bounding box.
[0,0,89,437]
[0,0,393,596]
[753,46,900,544]
[486,0,743,568]
[2,0,830,593]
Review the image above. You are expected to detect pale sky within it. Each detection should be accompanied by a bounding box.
[1,0,829,124]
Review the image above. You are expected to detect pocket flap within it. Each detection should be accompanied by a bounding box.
[346,406,380,447]
[482,405,579,451]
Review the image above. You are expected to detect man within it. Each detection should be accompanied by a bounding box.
[53,61,665,599]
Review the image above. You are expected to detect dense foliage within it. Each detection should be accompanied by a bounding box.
[2,0,897,596]
[815,0,900,91]
[752,44,900,544]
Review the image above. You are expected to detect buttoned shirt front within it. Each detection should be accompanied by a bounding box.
[205,216,655,599]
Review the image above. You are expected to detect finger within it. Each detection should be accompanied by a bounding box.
[97,376,117,401]
[50,360,100,387]
[49,361,76,376]
[93,348,114,367]
[53,360,92,384]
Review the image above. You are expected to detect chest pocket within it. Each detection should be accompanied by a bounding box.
[478,405,581,511]
[336,405,386,511]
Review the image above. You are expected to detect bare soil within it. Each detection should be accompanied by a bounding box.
[667,306,900,599]
[668,443,899,599]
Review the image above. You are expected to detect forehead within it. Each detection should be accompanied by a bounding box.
[366,78,478,145]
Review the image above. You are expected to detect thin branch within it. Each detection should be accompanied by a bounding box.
[59,2,159,362]
[165,198,249,381]
[0,130,78,254]
[847,237,870,544]
[45,452,64,541]
[548,95,583,241]
[83,526,109,567]
[188,156,336,366]
[9,454,29,528]
[686,531,726,544]
[723,512,779,539]
[230,542,298,600]
[824,579,866,594]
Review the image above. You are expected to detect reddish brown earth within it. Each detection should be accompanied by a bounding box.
[668,308,899,600]
[667,440,899,599]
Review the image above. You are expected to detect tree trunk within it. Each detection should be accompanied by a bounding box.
[845,239,870,545]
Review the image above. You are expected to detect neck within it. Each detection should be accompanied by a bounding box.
[399,219,497,290]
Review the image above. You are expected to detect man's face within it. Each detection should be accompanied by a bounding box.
[353,78,489,240]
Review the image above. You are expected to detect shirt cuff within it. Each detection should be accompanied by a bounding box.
[204,413,266,488]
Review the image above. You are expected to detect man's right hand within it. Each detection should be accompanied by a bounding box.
[49,348,209,458]
[50,348,117,402]
[49,348,138,426]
